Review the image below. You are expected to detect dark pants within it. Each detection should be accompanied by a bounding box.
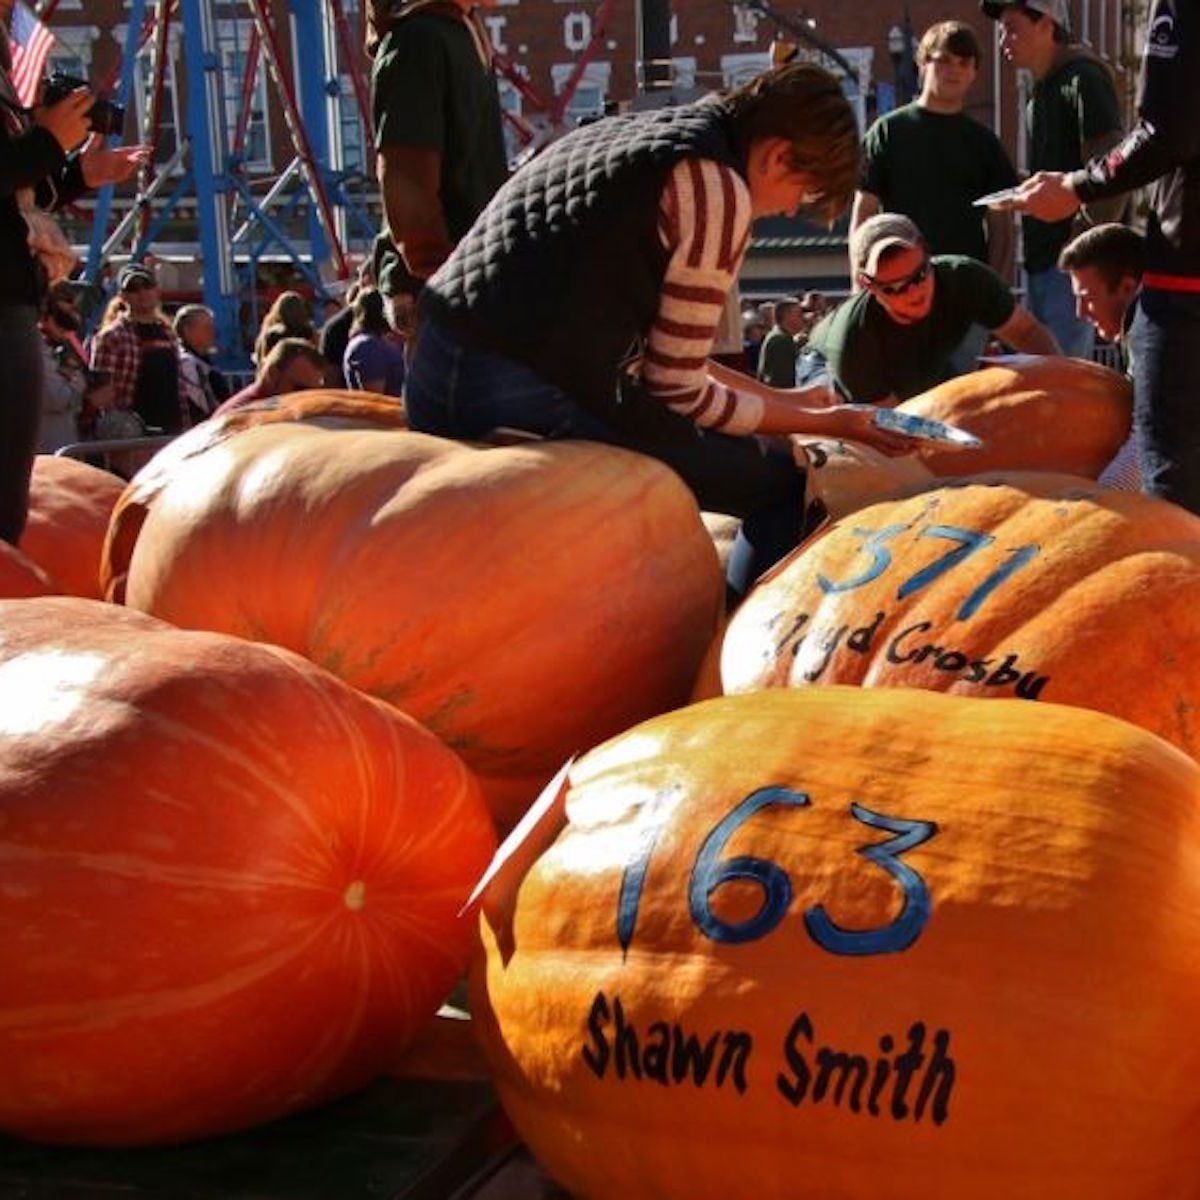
[1129,289,1200,514]
[406,319,807,598]
[0,305,44,545]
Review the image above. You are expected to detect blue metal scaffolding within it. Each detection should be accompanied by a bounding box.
[78,0,373,368]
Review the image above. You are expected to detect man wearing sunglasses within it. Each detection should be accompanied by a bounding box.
[802,213,1059,407]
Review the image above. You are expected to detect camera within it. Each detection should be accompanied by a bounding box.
[41,73,126,138]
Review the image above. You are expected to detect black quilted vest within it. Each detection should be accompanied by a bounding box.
[421,99,745,413]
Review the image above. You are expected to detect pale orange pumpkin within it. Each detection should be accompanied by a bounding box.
[0,596,495,1146]
[472,688,1200,1199]
[19,455,126,598]
[111,423,723,828]
[718,474,1200,758]
[896,355,1131,477]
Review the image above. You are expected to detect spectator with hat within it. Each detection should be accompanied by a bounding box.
[802,212,1059,406]
[90,262,191,435]
[983,0,1126,359]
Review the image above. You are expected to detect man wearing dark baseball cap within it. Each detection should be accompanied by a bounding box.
[90,260,191,437]
[801,212,1058,406]
[982,0,1125,360]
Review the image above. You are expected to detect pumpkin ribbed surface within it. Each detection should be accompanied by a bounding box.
[20,455,126,598]
[472,688,1200,1200]
[896,355,1131,477]
[0,597,495,1146]
[101,390,407,604]
[719,474,1200,757]
[0,540,55,598]
[114,425,723,828]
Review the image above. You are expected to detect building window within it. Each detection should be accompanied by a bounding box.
[337,73,366,174]
[132,38,183,165]
[217,19,272,169]
[733,7,760,44]
[720,52,772,88]
[550,60,611,124]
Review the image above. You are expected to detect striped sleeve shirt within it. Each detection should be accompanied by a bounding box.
[642,158,763,434]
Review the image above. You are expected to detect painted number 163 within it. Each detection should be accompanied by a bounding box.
[617,786,938,959]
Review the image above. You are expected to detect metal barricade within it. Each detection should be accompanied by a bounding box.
[54,435,176,478]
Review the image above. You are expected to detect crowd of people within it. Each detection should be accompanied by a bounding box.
[2,0,1196,601]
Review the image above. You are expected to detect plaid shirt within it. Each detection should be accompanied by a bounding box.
[89,314,191,430]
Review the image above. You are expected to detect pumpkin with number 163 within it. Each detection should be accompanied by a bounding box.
[472,688,1200,1200]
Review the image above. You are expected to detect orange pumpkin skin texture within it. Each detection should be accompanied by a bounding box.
[896,356,1131,477]
[19,455,126,598]
[472,688,1200,1200]
[117,426,723,828]
[719,474,1200,758]
[0,597,496,1146]
[101,390,407,603]
[0,540,56,598]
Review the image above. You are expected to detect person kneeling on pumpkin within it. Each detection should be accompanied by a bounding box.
[403,63,921,600]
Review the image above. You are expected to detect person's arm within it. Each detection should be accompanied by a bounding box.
[372,16,456,280]
[642,162,917,454]
[992,304,1061,356]
[1072,2,1200,205]
[376,145,453,279]
[985,209,1015,282]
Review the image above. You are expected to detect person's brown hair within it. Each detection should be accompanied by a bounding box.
[257,338,327,384]
[917,20,982,68]
[725,62,860,226]
[1058,223,1145,290]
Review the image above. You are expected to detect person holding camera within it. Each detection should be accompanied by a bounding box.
[0,1,146,543]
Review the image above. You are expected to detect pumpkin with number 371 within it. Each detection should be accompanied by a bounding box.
[471,688,1200,1200]
[715,474,1200,758]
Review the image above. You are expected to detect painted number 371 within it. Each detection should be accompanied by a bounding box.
[617,787,938,958]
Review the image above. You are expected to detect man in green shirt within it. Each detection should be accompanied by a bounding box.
[756,297,806,386]
[803,214,1060,405]
[369,0,508,307]
[854,21,1017,275]
[983,0,1125,358]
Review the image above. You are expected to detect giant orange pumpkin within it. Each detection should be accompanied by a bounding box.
[719,474,1200,758]
[19,454,126,598]
[0,540,55,599]
[0,597,495,1146]
[102,390,407,603]
[472,688,1200,1199]
[111,424,723,828]
[896,355,1131,477]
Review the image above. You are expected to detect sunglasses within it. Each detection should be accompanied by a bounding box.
[864,259,932,297]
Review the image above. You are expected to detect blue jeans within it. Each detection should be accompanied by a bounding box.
[0,306,44,544]
[1128,289,1200,514]
[1026,267,1094,360]
[407,319,808,598]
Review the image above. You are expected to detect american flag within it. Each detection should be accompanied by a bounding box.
[9,2,55,108]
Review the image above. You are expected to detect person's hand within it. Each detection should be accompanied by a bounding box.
[80,137,151,188]
[1005,171,1081,223]
[823,405,921,456]
[33,87,92,154]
